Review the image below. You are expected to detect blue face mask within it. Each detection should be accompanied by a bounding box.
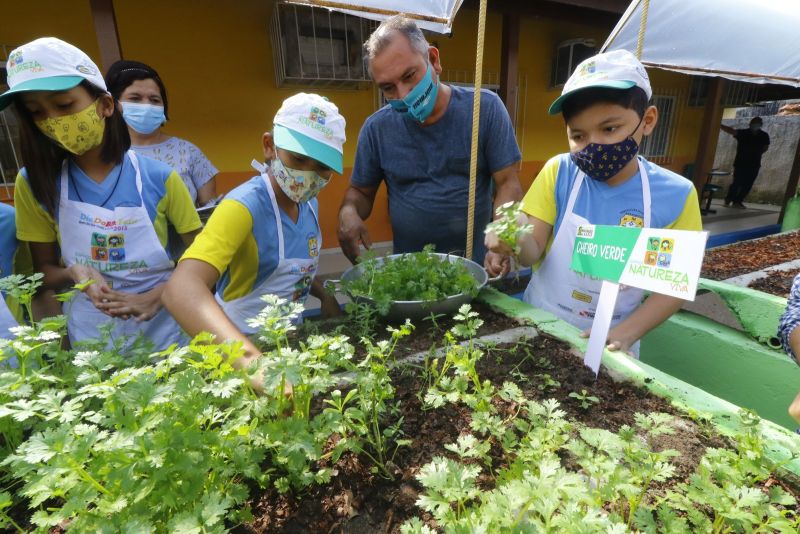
[388,64,439,123]
[570,117,643,182]
[122,102,166,135]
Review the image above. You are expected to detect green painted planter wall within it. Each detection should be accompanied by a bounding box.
[477,287,800,481]
[641,310,800,430]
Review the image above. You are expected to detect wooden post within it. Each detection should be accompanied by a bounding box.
[692,77,727,193]
[778,135,800,224]
[89,0,123,72]
[499,13,520,126]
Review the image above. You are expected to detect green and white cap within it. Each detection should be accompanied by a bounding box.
[0,37,107,111]
[273,93,346,174]
[548,49,652,115]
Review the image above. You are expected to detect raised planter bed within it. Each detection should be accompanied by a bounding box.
[1,288,797,533]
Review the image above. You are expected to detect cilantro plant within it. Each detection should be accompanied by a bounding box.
[344,245,479,315]
[324,321,414,478]
[484,201,534,257]
[569,388,600,410]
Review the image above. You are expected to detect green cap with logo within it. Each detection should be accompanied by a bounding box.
[273,93,346,174]
[0,37,107,111]
[548,49,652,115]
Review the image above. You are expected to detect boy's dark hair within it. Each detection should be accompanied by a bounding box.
[561,86,649,122]
[14,80,131,216]
[105,60,169,119]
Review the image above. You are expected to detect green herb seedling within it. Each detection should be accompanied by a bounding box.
[569,389,600,410]
[484,201,534,257]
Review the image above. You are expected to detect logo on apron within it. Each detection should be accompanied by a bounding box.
[292,274,313,302]
[307,233,319,258]
[90,232,127,263]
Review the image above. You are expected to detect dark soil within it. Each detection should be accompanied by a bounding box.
[240,310,751,534]
[748,268,800,297]
[702,231,800,280]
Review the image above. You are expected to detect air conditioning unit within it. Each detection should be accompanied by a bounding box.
[270,1,377,87]
[551,38,596,88]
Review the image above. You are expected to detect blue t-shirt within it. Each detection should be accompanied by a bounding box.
[548,155,699,234]
[215,176,319,300]
[351,85,521,261]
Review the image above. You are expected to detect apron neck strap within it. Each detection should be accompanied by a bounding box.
[262,173,286,259]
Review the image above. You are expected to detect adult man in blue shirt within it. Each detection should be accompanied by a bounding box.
[337,15,522,275]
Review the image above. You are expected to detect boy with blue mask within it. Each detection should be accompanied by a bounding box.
[486,50,702,356]
[338,15,522,274]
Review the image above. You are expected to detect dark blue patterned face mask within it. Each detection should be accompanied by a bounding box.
[570,117,643,182]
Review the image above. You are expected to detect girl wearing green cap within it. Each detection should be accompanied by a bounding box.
[1,37,201,349]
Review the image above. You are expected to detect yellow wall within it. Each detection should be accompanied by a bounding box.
[1,1,704,246]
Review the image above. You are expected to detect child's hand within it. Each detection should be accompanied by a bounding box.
[580,327,637,357]
[484,230,513,256]
[789,391,800,423]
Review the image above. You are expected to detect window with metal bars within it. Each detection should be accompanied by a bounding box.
[640,94,676,161]
[270,1,378,87]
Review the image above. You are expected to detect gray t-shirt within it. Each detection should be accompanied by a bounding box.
[132,137,218,203]
[351,86,521,262]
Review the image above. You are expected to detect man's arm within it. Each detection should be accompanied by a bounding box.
[720,124,736,136]
[484,163,524,276]
[492,163,524,210]
[337,184,379,264]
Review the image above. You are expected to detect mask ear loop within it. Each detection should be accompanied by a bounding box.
[628,112,646,140]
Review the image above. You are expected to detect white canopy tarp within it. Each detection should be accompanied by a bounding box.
[602,0,800,87]
[284,0,464,34]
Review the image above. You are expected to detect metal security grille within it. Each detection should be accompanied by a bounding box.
[688,76,760,107]
[270,1,378,87]
[551,39,596,88]
[640,93,679,163]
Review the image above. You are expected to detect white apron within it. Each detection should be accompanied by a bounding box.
[524,158,651,355]
[0,298,17,340]
[60,151,185,349]
[217,172,320,334]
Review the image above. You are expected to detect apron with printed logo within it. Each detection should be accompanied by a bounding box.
[0,299,17,340]
[524,158,651,356]
[217,172,321,334]
[59,151,185,348]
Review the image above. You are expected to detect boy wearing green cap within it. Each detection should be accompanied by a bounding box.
[163,93,345,365]
[486,50,702,355]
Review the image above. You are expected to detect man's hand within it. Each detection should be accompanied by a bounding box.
[338,205,372,264]
[484,251,510,278]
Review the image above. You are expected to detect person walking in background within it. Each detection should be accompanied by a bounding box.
[721,117,770,209]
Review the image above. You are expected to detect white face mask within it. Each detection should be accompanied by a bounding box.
[270,155,330,203]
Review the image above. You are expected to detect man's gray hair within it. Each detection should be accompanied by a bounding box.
[363,15,430,74]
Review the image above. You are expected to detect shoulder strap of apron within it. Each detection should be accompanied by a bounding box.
[570,157,652,228]
[637,157,652,228]
[261,172,285,260]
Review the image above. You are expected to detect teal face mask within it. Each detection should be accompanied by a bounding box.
[388,64,439,122]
